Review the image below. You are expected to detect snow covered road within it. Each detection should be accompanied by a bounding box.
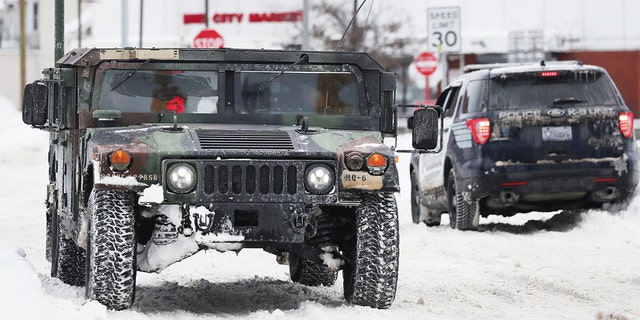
[1,101,639,319]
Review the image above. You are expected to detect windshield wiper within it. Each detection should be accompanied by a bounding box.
[552,97,586,105]
[258,54,309,91]
[111,59,152,91]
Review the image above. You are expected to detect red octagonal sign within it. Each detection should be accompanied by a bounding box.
[415,52,438,76]
[193,29,224,48]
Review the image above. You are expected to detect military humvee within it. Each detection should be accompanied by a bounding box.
[22,48,439,310]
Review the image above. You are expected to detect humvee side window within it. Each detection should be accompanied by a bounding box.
[99,70,219,113]
[239,72,360,115]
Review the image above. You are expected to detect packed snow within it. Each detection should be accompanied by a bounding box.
[1,96,639,319]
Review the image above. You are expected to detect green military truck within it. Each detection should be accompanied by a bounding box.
[22,48,439,310]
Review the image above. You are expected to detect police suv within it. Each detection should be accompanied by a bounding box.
[410,61,639,230]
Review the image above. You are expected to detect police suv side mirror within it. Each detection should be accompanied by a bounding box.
[22,81,48,126]
[411,107,440,150]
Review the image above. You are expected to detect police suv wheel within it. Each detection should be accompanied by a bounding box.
[447,170,479,231]
[410,170,423,224]
[343,193,399,309]
[85,189,137,310]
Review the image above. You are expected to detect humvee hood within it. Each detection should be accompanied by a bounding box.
[88,124,391,188]
[90,124,385,155]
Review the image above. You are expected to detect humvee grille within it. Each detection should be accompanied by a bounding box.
[203,161,300,198]
[196,130,294,150]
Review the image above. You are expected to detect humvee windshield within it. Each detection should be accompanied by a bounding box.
[99,69,360,116]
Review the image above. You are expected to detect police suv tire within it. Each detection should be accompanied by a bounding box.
[446,171,458,229]
[410,170,423,224]
[411,170,441,227]
[289,252,338,287]
[447,170,478,231]
[455,193,479,231]
[343,193,399,309]
[51,207,86,286]
[86,189,136,310]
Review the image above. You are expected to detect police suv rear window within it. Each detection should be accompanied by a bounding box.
[487,70,620,110]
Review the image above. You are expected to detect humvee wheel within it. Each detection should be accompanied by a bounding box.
[51,205,86,286]
[85,189,136,310]
[289,252,338,287]
[343,193,399,309]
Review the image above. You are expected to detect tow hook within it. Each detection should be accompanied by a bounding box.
[194,212,215,233]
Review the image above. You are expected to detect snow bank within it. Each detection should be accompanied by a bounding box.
[0,97,49,163]
[0,243,46,319]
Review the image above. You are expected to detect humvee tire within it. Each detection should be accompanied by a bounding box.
[343,193,399,309]
[289,252,338,287]
[51,203,86,286]
[86,189,137,310]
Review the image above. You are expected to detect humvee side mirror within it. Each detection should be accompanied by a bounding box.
[411,107,440,150]
[22,81,48,126]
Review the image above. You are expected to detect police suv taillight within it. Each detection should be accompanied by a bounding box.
[466,118,491,144]
[619,111,634,138]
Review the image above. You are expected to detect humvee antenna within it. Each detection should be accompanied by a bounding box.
[336,0,368,51]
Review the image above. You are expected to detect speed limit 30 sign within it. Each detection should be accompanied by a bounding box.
[427,7,461,53]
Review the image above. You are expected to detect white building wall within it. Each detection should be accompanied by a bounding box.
[2,0,640,108]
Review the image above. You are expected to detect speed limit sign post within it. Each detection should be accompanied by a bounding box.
[427,7,461,53]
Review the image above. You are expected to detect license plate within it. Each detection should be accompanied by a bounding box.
[542,126,572,142]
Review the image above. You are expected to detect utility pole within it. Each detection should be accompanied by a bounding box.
[55,0,64,64]
[19,0,25,110]
[139,0,143,47]
[78,0,82,47]
[302,0,309,50]
[122,0,128,47]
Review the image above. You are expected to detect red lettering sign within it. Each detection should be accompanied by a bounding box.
[183,14,205,24]
[249,11,303,23]
[213,13,244,23]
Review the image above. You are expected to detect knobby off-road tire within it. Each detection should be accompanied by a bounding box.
[50,204,86,286]
[86,189,137,310]
[447,170,478,231]
[343,193,399,309]
[289,252,338,287]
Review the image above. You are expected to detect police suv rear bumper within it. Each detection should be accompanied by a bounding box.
[457,154,639,213]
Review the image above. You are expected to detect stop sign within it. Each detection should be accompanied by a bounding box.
[193,29,224,48]
[415,52,438,76]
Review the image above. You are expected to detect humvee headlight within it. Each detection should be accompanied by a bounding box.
[305,164,334,195]
[166,163,197,194]
[109,149,132,172]
[345,152,365,171]
[366,153,388,175]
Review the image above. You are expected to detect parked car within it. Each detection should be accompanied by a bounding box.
[410,60,639,230]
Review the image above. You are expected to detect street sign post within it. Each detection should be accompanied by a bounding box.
[427,7,461,53]
[415,52,438,101]
[193,29,224,48]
